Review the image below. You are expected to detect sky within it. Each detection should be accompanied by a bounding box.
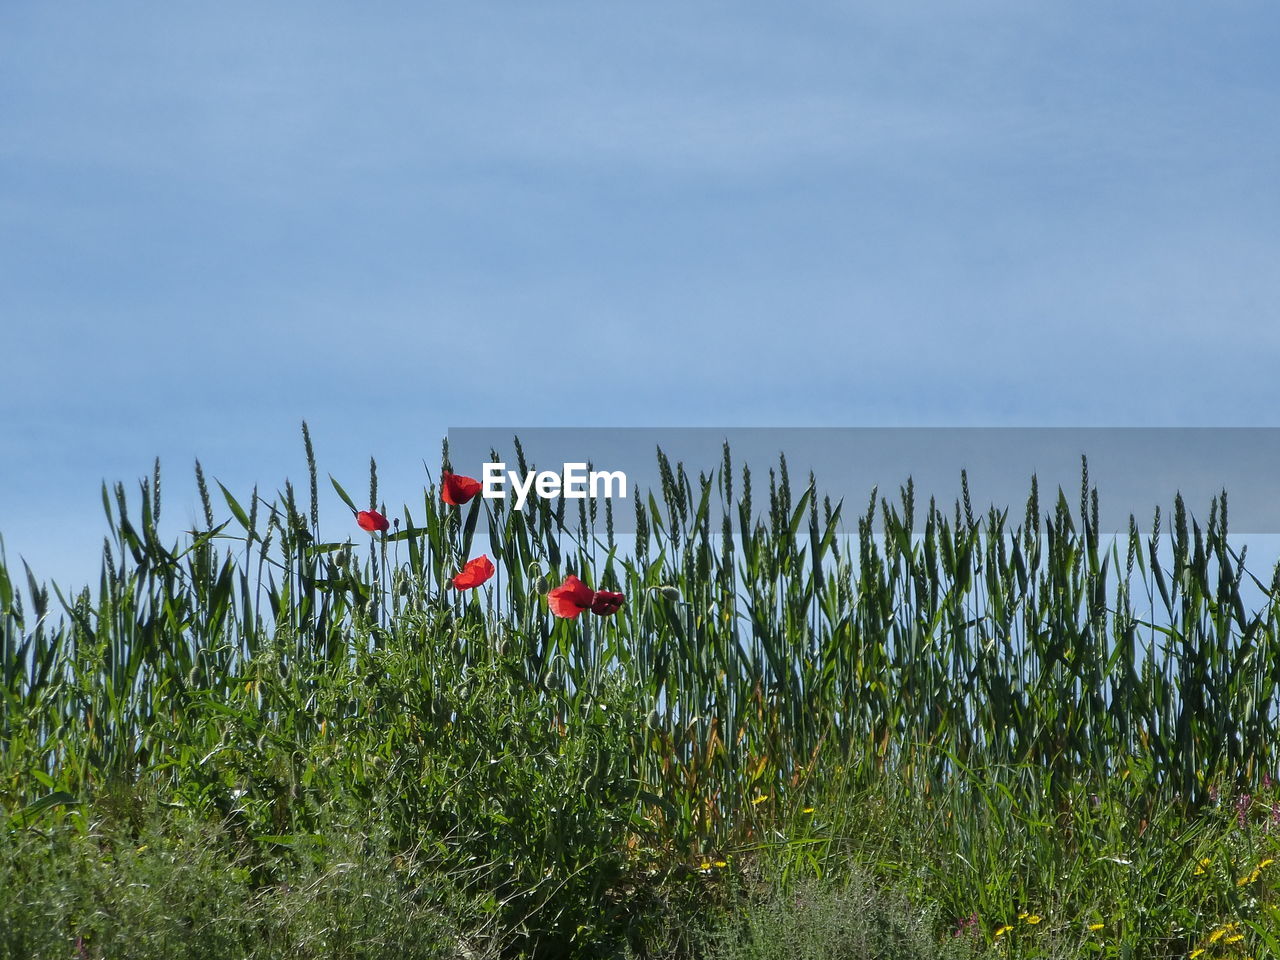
[2,2,1279,592]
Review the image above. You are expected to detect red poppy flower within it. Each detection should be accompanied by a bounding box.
[452,554,495,590]
[440,472,482,505]
[356,509,390,532]
[590,589,626,616]
[547,575,596,619]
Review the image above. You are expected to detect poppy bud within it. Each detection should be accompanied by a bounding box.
[534,575,549,594]
[659,585,682,602]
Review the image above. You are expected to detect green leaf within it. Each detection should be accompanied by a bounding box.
[9,791,79,828]
[330,474,359,514]
[0,554,11,613]
[217,481,252,534]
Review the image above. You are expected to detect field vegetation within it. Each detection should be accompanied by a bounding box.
[3,426,1280,958]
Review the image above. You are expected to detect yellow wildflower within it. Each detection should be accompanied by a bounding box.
[994,924,1013,937]
[1023,914,1042,924]
[1239,857,1275,885]
[1194,857,1212,876]
[1088,923,1104,931]
[1209,922,1239,944]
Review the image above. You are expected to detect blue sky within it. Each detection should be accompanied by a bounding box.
[2,2,1279,590]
